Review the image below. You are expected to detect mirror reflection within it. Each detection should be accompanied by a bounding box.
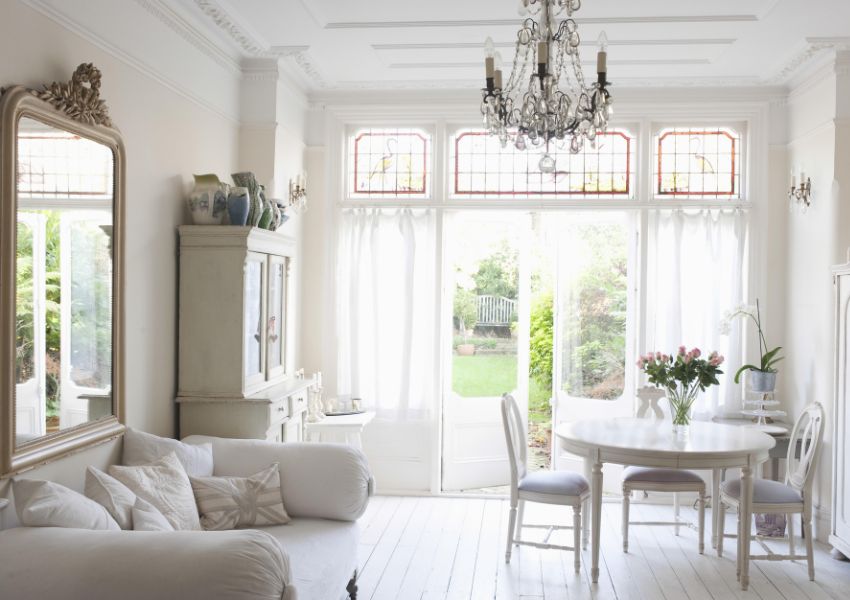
[15,116,114,447]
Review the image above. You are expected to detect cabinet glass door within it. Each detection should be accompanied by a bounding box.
[266,255,288,380]
[243,252,266,388]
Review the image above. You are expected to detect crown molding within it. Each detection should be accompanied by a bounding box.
[325,14,759,29]
[372,38,737,51]
[191,0,322,90]
[134,0,241,74]
[193,0,269,56]
[19,0,241,123]
[768,37,850,86]
[387,58,711,70]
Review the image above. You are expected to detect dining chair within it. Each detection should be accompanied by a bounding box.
[500,393,590,571]
[717,402,825,581]
[621,386,707,554]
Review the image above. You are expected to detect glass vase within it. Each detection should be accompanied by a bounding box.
[667,388,697,440]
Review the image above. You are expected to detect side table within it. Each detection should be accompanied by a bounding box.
[304,412,375,450]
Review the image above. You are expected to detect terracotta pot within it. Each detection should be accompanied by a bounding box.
[457,343,475,356]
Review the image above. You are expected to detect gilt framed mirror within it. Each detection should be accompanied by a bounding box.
[0,64,125,475]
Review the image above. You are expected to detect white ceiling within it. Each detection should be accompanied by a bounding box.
[177,0,850,91]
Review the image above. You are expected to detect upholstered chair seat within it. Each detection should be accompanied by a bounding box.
[717,402,825,583]
[621,386,706,554]
[501,394,589,572]
[518,470,590,496]
[623,466,703,484]
[721,478,803,504]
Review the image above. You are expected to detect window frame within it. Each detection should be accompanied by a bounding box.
[346,125,434,200]
[449,129,636,199]
[654,126,742,199]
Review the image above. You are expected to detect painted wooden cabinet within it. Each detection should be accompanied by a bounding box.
[176,226,308,442]
[831,263,850,559]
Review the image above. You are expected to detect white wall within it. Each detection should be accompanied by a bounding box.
[781,54,850,540]
[0,0,304,492]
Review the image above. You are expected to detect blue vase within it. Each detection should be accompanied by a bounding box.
[227,187,250,226]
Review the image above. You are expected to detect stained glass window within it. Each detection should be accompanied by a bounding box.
[451,130,633,197]
[17,125,113,200]
[349,128,430,196]
[656,128,740,198]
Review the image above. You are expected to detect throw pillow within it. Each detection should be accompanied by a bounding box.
[122,428,213,477]
[84,466,137,530]
[13,479,120,530]
[131,498,174,531]
[190,463,290,531]
[109,452,202,530]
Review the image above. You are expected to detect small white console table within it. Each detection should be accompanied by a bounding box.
[304,412,375,450]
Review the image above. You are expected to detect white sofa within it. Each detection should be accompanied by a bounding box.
[0,436,374,600]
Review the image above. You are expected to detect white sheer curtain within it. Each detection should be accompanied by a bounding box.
[645,209,748,418]
[336,208,437,420]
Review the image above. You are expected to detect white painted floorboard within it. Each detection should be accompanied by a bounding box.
[355,496,850,600]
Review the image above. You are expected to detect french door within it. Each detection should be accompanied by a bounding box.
[550,212,637,490]
[441,212,531,491]
[15,213,47,439]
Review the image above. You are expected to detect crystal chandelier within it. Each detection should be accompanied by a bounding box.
[480,0,612,172]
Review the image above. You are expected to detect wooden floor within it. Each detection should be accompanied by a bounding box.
[356,495,850,600]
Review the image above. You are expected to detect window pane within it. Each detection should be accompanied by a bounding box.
[15,221,35,385]
[655,128,740,198]
[558,218,628,400]
[349,128,430,197]
[69,218,113,389]
[452,130,634,198]
[18,126,113,200]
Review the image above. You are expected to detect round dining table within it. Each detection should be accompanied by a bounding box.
[555,418,776,591]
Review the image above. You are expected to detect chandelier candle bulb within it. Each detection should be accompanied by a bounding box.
[597,31,609,75]
[538,41,549,65]
[494,69,503,89]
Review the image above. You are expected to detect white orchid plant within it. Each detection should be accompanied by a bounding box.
[719,299,783,384]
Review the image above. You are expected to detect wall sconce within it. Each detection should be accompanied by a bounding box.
[789,168,812,212]
[289,173,307,213]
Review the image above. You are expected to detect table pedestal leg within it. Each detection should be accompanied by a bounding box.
[591,459,603,584]
[711,468,721,549]
[740,465,753,591]
[582,456,591,550]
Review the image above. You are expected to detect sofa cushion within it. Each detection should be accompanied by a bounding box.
[260,518,359,600]
[109,452,201,530]
[0,527,292,600]
[190,463,291,531]
[183,436,372,522]
[13,479,120,530]
[84,466,138,530]
[132,498,174,531]
[123,428,213,477]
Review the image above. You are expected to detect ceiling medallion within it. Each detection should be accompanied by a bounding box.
[480,0,612,172]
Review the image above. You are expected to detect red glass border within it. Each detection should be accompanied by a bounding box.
[352,131,429,196]
[452,131,632,197]
[656,130,738,197]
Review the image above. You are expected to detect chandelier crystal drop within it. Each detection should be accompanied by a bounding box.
[480,0,613,170]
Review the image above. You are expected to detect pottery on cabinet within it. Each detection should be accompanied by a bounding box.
[188,174,228,225]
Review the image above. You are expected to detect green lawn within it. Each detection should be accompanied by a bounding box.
[452,354,550,423]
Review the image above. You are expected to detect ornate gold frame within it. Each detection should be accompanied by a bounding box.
[0,64,125,476]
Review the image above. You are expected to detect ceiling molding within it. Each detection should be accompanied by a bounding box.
[326,74,761,91]
[326,15,759,30]
[372,39,737,51]
[19,0,241,123]
[191,1,325,89]
[193,0,270,56]
[134,0,241,74]
[388,59,711,69]
[767,37,850,85]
